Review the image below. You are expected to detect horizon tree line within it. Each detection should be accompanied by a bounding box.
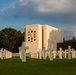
[0,27,76,52]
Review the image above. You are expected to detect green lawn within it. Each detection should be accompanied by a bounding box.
[0,57,76,75]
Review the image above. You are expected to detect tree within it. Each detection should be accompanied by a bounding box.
[72,36,75,42]
[63,38,65,42]
[0,28,24,52]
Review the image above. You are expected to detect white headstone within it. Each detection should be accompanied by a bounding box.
[4,49,12,59]
[3,49,6,59]
[39,51,42,59]
[64,50,68,58]
[19,42,29,62]
[1,48,4,59]
[43,48,47,59]
[71,48,75,59]
[21,45,26,62]
[50,44,53,61]
[33,53,36,58]
[53,50,57,59]
[30,52,33,58]
[58,48,63,59]
[68,46,71,59]
[36,52,38,59]
[0,48,12,59]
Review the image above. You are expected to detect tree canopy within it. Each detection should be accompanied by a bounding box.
[0,28,24,52]
[57,36,76,50]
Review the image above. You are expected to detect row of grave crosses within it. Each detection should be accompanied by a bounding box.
[19,45,55,62]
[21,46,76,61]
[58,46,76,59]
[19,44,76,62]
[27,49,56,61]
[0,48,12,59]
[0,43,76,62]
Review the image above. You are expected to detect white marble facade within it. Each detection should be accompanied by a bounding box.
[25,24,63,57]
[25,24,42,54]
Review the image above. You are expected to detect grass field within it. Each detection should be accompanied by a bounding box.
[0,57,76,75]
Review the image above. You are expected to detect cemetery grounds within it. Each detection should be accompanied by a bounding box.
[0,57,76,75]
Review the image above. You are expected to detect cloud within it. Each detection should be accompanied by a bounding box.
[1,0,76,24]
[1,4,15,12]
[0,0,76,40]
[62,25,76,39]
[13,0,76,24]
[0,4,16,20]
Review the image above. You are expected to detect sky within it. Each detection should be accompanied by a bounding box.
[0,0,76,40]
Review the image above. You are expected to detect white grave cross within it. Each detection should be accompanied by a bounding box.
[71,48,75,59]
[58,48,63,59]
[1,48,4,59]
[49,44,53,61]
[68,46,72,59]
[64,50,68,58]
[53,50,57,59]
[43,48,47,59]
[20,42,29,62]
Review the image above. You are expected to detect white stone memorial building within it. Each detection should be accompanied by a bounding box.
[25,24,63,56]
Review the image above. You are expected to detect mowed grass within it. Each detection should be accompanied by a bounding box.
[0,57,76,75]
